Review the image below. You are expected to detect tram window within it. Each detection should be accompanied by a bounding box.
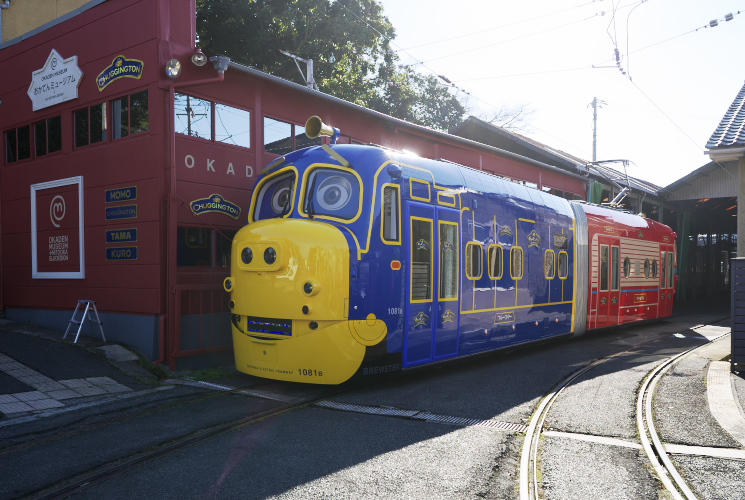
[174,93,211,139]
[215,103,250,148]
[611,247,620,290]
[466,242,483,280]
[254,170,296,220]
[544,250,556,279]
[488,245,503,279]
[411,219,433,301]
[74,102,107,147]
[623,257,631,278]
[651,259,659,279]
[644,259,651,278]
[382,185,400,242]
[511,247,524,280]
[558,251,569,279]
[439,223,458,299]
[177,227,237,267]
[114,90,149,139]
[667,254,675,288]
[661,253,667,288]
[599,245,609,291]
[304,168,361,220]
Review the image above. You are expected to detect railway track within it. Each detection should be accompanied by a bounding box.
[519,328,730,500]
[5,380,358,500]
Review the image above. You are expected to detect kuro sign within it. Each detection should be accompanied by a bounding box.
[27,49,83,111]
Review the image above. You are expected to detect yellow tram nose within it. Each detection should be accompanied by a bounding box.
[229,218,350,323]
[227,218,372,384]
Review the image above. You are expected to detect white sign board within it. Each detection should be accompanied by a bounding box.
[27,49,83,111]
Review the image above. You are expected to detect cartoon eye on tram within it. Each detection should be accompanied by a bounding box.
[224,117,677,384]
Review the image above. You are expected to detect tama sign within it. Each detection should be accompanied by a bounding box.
[28,49,83,111]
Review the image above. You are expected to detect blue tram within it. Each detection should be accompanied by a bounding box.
[223,118,676,384]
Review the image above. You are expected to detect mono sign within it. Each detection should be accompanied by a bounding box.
[28,49,83,112]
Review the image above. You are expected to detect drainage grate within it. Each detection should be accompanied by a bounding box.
[315,400,528,433]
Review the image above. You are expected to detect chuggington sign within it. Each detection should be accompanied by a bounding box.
[190,194,241,219]
[96,55,144,91]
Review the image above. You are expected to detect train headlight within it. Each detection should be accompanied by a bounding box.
[264,247,277,264]
[223,277,234,292]
[241,247,253,264]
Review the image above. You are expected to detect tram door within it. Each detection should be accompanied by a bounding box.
[659,244,675,317]
[404,203,460,367]
[595,237,621,327]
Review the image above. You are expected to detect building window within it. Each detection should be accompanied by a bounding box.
[264,117,320,155]
[177,227,236,267]
[174,93,250,149]
[541,186,582,201]
[5,125,31,163]
[113,90,149,139]
[216,103,251,148]
[74,103,107,147]
[174,93,211,139]
[34,116,62,157]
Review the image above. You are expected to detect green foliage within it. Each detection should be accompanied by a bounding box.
[196,0,465,131]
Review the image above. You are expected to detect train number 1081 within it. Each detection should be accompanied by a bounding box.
[298,369,323,377]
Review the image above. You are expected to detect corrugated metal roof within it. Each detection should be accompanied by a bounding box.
[706,80,745,149]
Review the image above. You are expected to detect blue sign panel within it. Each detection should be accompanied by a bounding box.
[106,247,138,261]
[190,194,241,219]
[105,186,137,203]
[105,228,138,244]
[105,205,137,220]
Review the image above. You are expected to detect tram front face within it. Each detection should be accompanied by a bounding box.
[226,160,366,384]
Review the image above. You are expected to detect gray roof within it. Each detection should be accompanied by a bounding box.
[706,80,745,149]
[452,116,664,197]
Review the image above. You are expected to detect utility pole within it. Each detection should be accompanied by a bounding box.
[589,97,606,161]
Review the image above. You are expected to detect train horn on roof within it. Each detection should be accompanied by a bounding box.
[305,115,341,144]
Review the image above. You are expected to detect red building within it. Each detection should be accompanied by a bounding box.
[0,0,588,368]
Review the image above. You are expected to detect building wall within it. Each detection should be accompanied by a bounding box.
[1,0,92,43]
[1,0,588,366]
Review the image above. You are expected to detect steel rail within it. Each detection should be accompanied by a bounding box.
[636,331,730,500]
[519,328,728,500]
[30,383,360,500]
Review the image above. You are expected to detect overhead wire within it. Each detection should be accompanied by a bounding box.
[336,0,743,178]
[396,0,603,52]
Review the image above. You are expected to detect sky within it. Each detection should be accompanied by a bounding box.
[374,0,745,188]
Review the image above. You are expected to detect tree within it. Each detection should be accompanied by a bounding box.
[195,0,465,131]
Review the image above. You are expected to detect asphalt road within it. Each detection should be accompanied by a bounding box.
[2,305,742,500]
